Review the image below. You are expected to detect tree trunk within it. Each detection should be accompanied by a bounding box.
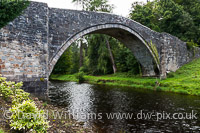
[106,38,117,73]
[79,40,83,69]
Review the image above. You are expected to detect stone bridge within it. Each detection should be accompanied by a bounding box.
[0,2,200,94]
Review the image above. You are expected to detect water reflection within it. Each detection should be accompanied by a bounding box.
[49,81,200,132]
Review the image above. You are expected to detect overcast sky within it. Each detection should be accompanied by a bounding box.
[32,0,148,17]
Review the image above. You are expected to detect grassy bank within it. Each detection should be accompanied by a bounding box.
[50,58,200,96]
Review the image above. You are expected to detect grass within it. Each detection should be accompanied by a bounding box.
[50,58,200,96]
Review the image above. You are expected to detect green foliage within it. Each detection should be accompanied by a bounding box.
[0,129,4,133]
[186,40,199,57]
[79,66,86,73]
[50,74,77,82]
[52,47,73,74]
[173,0,200,31]
[0,75,29,104]
[70,43,80,74]
[86,35,141,75]
[97,36,113,74]
[129,2,160,31]
[9,100,49,132]
[114,43,141,75]
[0,0,30,28]
[0,81,13,99]
[43,102,47,108]
[129,0,200,45]
[0,75,49,132]
[75,72,85,83]
[11,88,30,105]
[148,41,160,64]
[72,0,113,12]
[186,40,199,50]
[87,35,100,75]
[86,34,110,75]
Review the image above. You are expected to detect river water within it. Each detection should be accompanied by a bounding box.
[49,81,200,132]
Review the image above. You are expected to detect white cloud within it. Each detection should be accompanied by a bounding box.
[32,0,147,17]
[108,0,146,17]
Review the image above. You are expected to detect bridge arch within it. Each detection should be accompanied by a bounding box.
[49,23,160,76]
[1,1,197,94]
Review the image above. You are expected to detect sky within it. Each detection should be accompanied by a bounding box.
[32,0,148,17]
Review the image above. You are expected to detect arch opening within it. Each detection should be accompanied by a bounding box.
[49,24,160,77]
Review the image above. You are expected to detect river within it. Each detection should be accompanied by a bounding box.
[49,81,200,132]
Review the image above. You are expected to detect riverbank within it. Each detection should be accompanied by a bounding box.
[0,95,94,133]
[50,58,200,96]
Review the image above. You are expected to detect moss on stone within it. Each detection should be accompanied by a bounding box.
[147,41,160,65]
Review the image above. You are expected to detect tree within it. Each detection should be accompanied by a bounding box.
[72,0,113,12]
[106,37,117,73]
[72,0,114,72]
[129,1,160,32]
[79,40,83,68]
[97,35,112,74]
[129,0,200,45]
[72,0,117,75]
[52,47,72,74]
[70,43,80,73]
[0,0,30,28]
[113,43,141,75]
[172,0,200,44]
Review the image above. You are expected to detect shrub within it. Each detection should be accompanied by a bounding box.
[0,75,29,104]
[0,75,49,132]
[0,81,13,100]
[0,75,15,99]
[11,88,30,105]
[0,129,4,133]
[9,100,49,133]
[79,66,85,73]
[75,72,85,83]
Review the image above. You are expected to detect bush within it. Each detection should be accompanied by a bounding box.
[0,81,13,100]
[9,100,49,133]
[75,72,85,83]
[0,75,49,132]
[79,66,87,73]
[0,75,29,104]
[11,88,30,105]
[0,75,17,100]
[0,129,4,133]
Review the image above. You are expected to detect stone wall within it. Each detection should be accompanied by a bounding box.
[0,2,49,95]
[161,33,200,73]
